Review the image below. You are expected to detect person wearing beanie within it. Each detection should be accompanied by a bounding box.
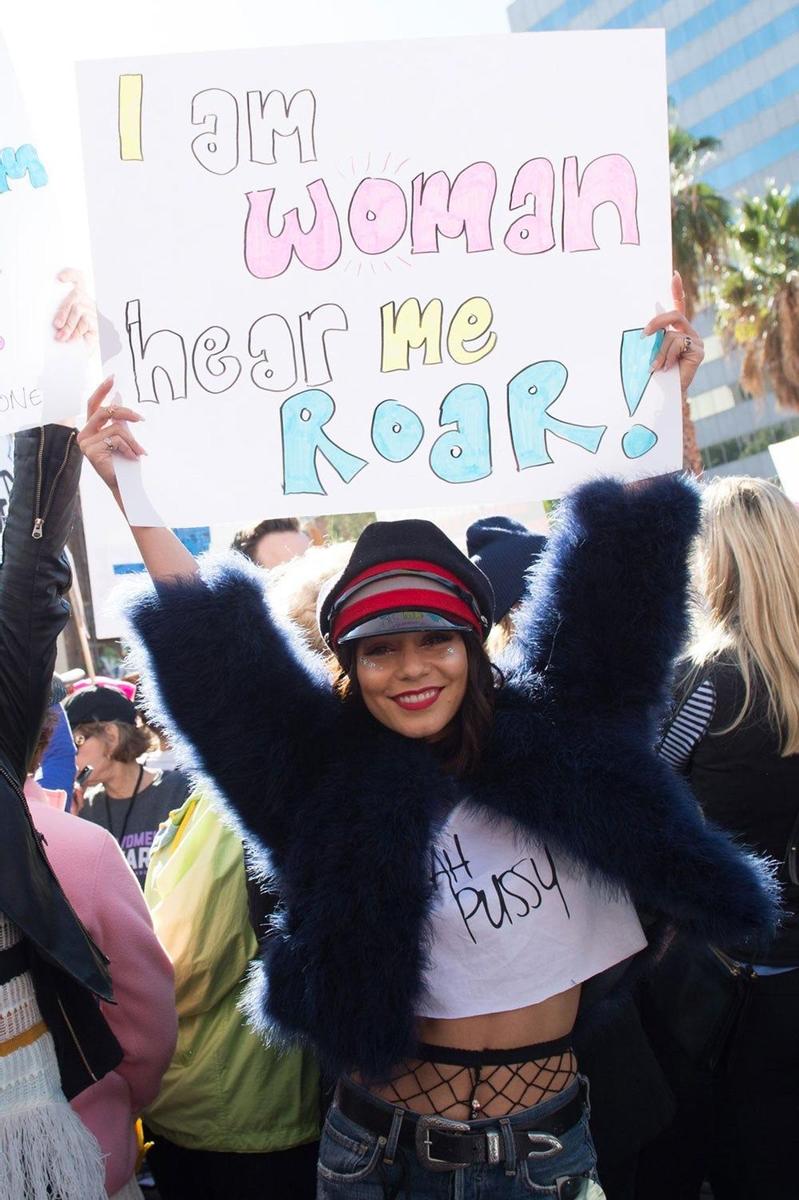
[467,515,547,658]
[78,326,778,1198]
[467,516,547,625]
[66,685,192,886]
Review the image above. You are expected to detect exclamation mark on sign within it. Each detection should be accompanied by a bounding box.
[119,74,143,161]
[619,328,663,459]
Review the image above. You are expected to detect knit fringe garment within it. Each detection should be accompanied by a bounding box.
[0,914,106,1200]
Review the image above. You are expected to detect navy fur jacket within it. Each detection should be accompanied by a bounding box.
[126,476,778,1080]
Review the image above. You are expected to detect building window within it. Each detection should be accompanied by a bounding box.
[689,384,736,421]
[701,335,724,364]
[701,416,799,469]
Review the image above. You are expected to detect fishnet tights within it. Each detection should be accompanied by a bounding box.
[379,1049,577,1121]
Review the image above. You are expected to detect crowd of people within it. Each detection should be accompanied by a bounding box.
[0,279,797,1200]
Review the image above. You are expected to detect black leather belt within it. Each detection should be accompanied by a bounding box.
[336,1076,584,1172]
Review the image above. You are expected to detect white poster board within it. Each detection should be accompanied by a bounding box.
[77,31,678,528]
[0,36,91,433]
[769,435,799,503]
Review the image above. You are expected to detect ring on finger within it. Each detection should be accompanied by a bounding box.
[683,335,692,352]
[104,436,116,451]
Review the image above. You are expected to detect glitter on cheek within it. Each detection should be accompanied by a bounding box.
[359,655,382,670]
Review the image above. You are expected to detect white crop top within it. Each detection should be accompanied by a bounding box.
[417,802,647,1019]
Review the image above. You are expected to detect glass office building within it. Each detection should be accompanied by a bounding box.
[507,0,799,479]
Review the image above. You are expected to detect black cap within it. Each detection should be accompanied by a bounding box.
[318,519,494,648]
[64,685,139,729]
[467,517,547,623]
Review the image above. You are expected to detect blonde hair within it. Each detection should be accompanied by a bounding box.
[485,613,515,660]
[688,476,799,756]
[267,542,354,658]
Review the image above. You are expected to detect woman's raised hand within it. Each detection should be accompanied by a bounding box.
[644,271,705,395]
[77,377,198,582]
[77,376,146,493]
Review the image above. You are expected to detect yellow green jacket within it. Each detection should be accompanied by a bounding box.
[143,793,320,1152]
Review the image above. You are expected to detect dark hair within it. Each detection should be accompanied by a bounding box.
[74,720,158,764]
[232,517,303,562]
[28,708,60,776]
[334,634,500,778]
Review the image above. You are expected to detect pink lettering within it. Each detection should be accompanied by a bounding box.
[410,162,496,254]
[348,177,407,255]
[244,179,342,279]
[562,154,640,253]
[503,158,555,255]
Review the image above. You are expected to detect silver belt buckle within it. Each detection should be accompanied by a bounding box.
[527,1131,565,1158]
[414,1114,471,1172]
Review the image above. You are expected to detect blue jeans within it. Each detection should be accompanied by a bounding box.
[317,1076,604,1199]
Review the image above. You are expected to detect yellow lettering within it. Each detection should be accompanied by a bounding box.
[380,298,443,373]
[447,297,497,366]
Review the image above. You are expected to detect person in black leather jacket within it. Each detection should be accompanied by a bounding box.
[0,423,121,1098]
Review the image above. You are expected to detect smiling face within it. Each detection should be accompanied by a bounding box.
[354,629,469,740]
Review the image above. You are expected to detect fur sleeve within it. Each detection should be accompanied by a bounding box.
[487,707,781,950]
[573,730,781,951]
[510,474,701,714]
[124,554,337,853]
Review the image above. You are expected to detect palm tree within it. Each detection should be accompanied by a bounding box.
[667,124,731,473]
[715,186,799,411]
[669,126,731,321]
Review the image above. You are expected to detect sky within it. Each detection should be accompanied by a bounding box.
[3,0,511,264]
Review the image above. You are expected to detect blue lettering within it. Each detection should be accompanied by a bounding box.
[280,388,367,495]
[429,383,491,484]
[371,399,424,463]
[0,144,48,193]
[508,361,606,469]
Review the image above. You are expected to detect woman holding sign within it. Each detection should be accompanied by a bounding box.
[78,306,777,1200]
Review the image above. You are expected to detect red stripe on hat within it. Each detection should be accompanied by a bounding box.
[332,588,482,645]
[341,560,469,597]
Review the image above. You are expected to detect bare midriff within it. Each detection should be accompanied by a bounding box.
[357,983,581,1120]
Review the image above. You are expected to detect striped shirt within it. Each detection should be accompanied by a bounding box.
[658,679,716,773]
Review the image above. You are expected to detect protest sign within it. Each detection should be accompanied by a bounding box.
[77,31,678,528]
[770,435,799,504]
[0,35,91,433]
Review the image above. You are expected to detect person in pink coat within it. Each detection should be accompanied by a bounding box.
[25,779,177,1199]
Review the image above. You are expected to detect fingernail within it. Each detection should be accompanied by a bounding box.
[104,374,115,386]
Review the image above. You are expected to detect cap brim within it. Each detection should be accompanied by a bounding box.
[337,609,472,644]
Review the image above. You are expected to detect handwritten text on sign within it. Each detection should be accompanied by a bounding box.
[78,33,678,526]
